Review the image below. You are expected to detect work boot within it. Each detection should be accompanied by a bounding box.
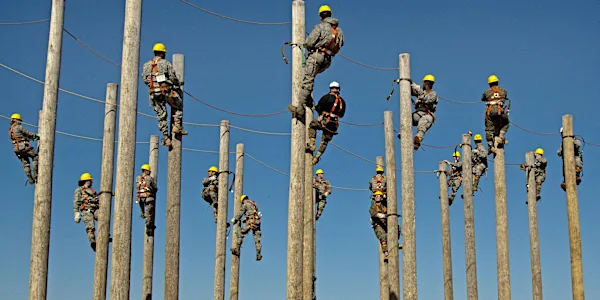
[487,141,496,155]
[172,122,188,135]
[91,242,97,252]
[231,247,240,256]
[576,177,582,185]
[306,138,316,153]
[27,176,35,185]
[287,104,306,122]
[448,194,455,206]
[162,134,172,147]
[312,153,321,165]
[256,251,262,261]
[413,136,421,150]
[383,251,389,262]
[560,183,566,191]
[398,243,403,250]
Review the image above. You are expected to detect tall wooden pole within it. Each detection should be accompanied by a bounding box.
[376,156,389,300]
[93,83,118,300]
[109,0,142,297]
[164,53,184,300]
[287,1,306,299]
[303,107,315,300]
[229,143,244,300]
[461,134,478,300]
[142,135,159,300]
[525,151,543,300]
[399,53,417,299]
[494,136,511,300]
[438,162,454,300]
[214,120,231,300]
[28,1,65,299]
[384,111,400,299]
[561,115,585,299]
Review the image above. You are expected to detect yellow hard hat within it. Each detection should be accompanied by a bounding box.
[422,74,435,82]
[488,75,499,84]
[10,113,22,120]
[153,43,167,53]
[376,166,384,173]
[208,166,218,172]
[374,191,384,196]
[318,5,332,14]
[141,164,151,171]
[535,148,544,155]
[452,151,461,158]
[315,169,324,175]
[240,194,248,202]
[473,134,483,141]
[79,172,93,181]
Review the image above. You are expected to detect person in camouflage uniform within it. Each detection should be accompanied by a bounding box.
[401,75,438,150]
[307,81,346,165]
[287,5,344,122]
[314,169,332,221]
[370,191,402,261]
[369,165,387,200]
[471,134,488,194]
[481,75,509,154]
[557,131,583,191]
[520,148,547,203]
[8,113,39,184]
[142,43,187,147]
[74,173,111,251]
[202,166,220,222]
[136,163,157,235]
[445,151,462,206]
[230,195,263,261]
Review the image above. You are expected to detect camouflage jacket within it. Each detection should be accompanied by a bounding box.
[305,17,344,55]
[136,173,157,199]
[234,199,260,224]
[74,186,99,213]
[534,157,547,175]
[202,176,218,193]
[411,83,438,114]
[557,139,583,158]
[314,177,332,200]
[472,143,488,167]
[447,161,462,179]
[9,123,37,143]
[369,200,388,226]
[369,174,387,195]
[141,56,180,86]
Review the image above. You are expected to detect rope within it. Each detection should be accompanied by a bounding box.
[330,142,377,165]
[438,96,479,105]
[510,121,560,136]
[0,19,49,25]
[182,91,287,117]
[339,120,383,127]
[180,0,291,25]
[182,148,219,154]
[229,124,290,136]
[63,29,122,68]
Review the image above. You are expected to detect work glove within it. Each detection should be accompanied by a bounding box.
[257,212,262,218]
[377,213,386,219]
[230,217,236,224]
[209,175,217,181]
[33,135,40,141]
[74,212,81,223]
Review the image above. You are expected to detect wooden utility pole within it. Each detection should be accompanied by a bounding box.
[438,161,453,300]
[494,136,511,300]
[525,151,543,300]
[93,83,118,300]
[142,135,159,300]
[164,53,184,300]
[376,156,389,300]
[303,107,315,300]
[214,120,231,300]
[28,1,65,299]
[398,53,417,299]
[109,0,142,297]
[384,111,400,299]
[288,1,306,299]
[461,134,478,300]
[229,143,244,300]
[561,114,585,300]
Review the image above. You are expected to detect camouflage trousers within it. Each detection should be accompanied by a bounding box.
[315,198,327,220]
[150,90,183,136]
[232,223,262,254]
[484,115,509,143]
[372,223,401,253]
[308,117,338,159]
[138,197,155,229]
[535,173,545,198]
[472,163,487,191]
[298,52,332,108]
[448,176,462,199]
[412,111,435,140]
[13,143,38,182]
[81,209,98,243]
[201,188,218,219]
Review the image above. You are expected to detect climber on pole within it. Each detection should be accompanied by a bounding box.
[557,128,583,191]
[370,191,402,261]
[230,195,263,261]
[142,43,187,147]
[520,148,547,203]
[471,134,488,194]
[201,166,231,227]
[287,4,344,122]
[8,113,39,184]
[400,74,438,150]
[369,166,387,200]
[307,81,346,165]
[481,75,510,154]
[74,173,112,251]
[444,151,462,206]
[136,163,157,235]
[314,169,332,221]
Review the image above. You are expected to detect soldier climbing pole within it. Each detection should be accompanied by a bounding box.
[28,1,65,299]
[494,128,511,300]
[93,83,118,300]
[375,156,390,300]
[214,120,231,300]
[287,1,306,299]
[229,143,245,300]
[438,161,453,300]
[561,114,585,300]
[303,106,315,300]
[525,151,543,300]
[461,133,478,300]
[142,135,159,300]
[384,111,400,300]
[398,53,418,300]
[164,53,185,300]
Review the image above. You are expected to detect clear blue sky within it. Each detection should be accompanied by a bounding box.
[1,0,599,299]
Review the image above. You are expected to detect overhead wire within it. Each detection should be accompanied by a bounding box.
[0,19,49,26]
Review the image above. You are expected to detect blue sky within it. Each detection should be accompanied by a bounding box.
[1,0,599,299]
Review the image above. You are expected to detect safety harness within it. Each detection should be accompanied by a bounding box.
[136,175,153,199]
[243,200,261,230]
[148,57,171,97]
[485,86,506,117]
[372,174,386,195]
[9,125,32,152]
[319,25,342,57]
[322,92,344,124]
[80,187,99,211]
